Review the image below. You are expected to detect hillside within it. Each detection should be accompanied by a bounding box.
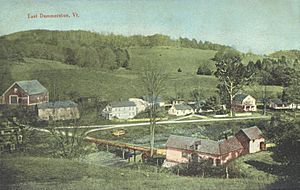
[269,50,300,60]
[0,30,283,101]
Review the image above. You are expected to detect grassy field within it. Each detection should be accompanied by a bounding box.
[0,154,276,190]
[89,119,269,148]
[6,46,281,103]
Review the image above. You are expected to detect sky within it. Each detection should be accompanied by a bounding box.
[0,0,299,54]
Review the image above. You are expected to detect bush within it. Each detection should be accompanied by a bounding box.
[172,160,242,178]
[197,65,212,75]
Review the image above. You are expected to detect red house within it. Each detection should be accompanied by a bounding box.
[163,126,265,167]
[1,80,49,106]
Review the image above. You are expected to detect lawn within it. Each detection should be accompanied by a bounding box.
[0,155,274,190]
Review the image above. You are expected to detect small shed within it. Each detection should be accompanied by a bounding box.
[235,126,265,154]
[37,100,80,121]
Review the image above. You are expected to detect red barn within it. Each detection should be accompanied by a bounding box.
[163,126,265,167]
[2,80,49,106]
[163,135,244,167]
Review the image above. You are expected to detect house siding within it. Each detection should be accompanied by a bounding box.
[249,138,265,153]
[233,95,256,112]
[168,106,194,116]
[3,84,48,106]
[38,107,80,121]
[103,105,137,120]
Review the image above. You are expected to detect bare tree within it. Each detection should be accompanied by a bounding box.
[142,64,167,157]
[213,50,255,117]
[49,126,88,159]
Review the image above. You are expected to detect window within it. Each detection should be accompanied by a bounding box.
[14,88,18,93]
[10,96,18,104]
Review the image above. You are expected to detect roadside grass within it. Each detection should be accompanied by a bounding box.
[0,155,273,190]
[89,119,270,147]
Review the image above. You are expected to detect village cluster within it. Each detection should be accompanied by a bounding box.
[0,79,298,166]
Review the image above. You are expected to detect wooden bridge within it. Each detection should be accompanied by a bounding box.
[85,136,166,161]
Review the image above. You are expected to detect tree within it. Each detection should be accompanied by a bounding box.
[49,127,89,159]
[284,77,300,118]
[213,50,255,117]
[142,65,167,157]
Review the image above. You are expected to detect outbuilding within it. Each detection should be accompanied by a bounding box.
[37,100,80,121]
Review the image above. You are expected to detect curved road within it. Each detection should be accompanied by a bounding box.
[53,116,270,135]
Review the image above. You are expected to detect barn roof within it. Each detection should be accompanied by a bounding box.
[240,126,263,140]
[218,136,244,155]
[166,135,244,156]
[166,135,197,150]
[174,104,193,110]
[15,80,48,95]
[37,100,78,109]
[110,100,136,108]
[196,139,220,155]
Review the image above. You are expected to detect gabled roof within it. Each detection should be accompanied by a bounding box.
[166,135,197,150]
[218,136,244,155]
[174,104,193,110]
[37,100,78,109]
[166,135,244,156]
[110,101,136,108]
[240,126,263,140]
[233,94,249,103]
[197,139,220,155]
[15,80,48,95]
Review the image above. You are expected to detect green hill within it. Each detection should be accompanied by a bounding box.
[269,50,300,60]
[0,30,282,101]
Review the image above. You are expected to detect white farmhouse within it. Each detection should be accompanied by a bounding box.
[168,104,194,116]
[102,101,137,120]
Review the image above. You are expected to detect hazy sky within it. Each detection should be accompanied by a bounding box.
[0,0,299,54]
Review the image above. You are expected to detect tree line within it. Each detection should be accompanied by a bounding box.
[0,30,233,70]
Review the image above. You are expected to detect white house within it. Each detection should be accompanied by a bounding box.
[102,101,137,120]
[168,104,194,116]
[232,94,257,112]
[269,99,300,110]
[128,98,148,113]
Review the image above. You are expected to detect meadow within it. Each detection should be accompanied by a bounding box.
[6,46,281,103]
[0,152,277,190]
